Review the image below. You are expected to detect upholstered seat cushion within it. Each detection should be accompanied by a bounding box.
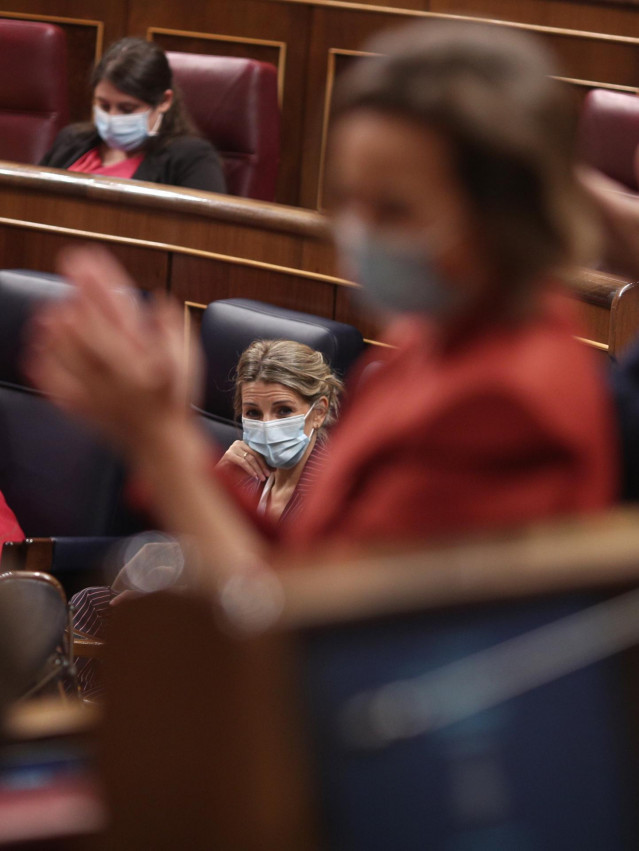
[167,52,280,201]
[0,20,68,164]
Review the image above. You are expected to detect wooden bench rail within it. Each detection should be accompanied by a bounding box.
[0,162,635,352]
[0,162,329,238]
[1,538,54,574]
[275,507,639,628]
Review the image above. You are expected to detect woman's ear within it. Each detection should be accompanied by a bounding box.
[159,89,173,113]
[312,396,329,429]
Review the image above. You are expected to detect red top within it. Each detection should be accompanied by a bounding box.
[285,288,617,552]
[68,147,144,178]
[0,491,23,550]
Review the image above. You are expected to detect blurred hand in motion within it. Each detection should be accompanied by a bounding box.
[25,245,202,452]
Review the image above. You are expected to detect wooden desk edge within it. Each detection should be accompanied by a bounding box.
[275,508,639,629]
[0,161,329,239]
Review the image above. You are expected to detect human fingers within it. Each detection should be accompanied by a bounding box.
[25,316,100,417]
[110,590,144,607]
[57,245,142,338]
[149,297,200,407]
[29,304,149,422]
[42,299,145,396]
[223,441,269,481]
[240,441,271,479]
[44,275,164,398]
[232,440,271,480]
[44,266,148,386]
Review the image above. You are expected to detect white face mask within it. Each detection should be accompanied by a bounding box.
[334,215,460,318]
[242,403,316,469]
[93,105,162,152]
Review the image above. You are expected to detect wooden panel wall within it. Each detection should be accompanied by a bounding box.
[4,0,639,206]
[0,163,637,357]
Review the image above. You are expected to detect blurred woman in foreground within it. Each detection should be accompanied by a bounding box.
[28,22,616,579]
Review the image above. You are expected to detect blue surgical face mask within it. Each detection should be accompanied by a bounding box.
[334,216,460,318]
[242,404,316,470]
[93,105,158,152]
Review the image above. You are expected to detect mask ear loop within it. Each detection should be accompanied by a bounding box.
[148,111,163,137]
[304,400,318,442]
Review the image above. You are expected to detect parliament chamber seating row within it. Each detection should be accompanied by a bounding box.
[0,157,636,358]
[2,0,639,209]
[0,268,364,591]
[0,18,282,203]
[0,18,639,354]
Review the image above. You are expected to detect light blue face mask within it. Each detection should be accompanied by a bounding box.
[93,105,156,152]
[335,217,460,318]
[242,404,315,470]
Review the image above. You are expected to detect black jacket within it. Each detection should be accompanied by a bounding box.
[40,125,227,194]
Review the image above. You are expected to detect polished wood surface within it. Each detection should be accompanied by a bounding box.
[0,161,635,352]
[0,161,368,336]
[2,538,54,574]
[3,0,639,206]
[95,505,639,848]
[276,507,639,627]
[99,591,318,851]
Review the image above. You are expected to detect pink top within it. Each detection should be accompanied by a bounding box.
[68,147,144,178]
[0,491,23,551]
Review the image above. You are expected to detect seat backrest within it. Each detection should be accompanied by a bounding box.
[198,298,365,448]
[0,19,68,164]
[0,571,67,672]
[578,88,639,191]
[167,52,280,201]
[0,270,137,537]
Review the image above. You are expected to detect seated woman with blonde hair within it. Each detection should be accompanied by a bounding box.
[69,337,342,697]
[217,338,342,525]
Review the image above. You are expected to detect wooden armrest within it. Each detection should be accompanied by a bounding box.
[73,632,105,659]
[2,538,54,573]
[3,697,99,742]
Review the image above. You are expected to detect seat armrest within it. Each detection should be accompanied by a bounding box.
[2,538,54,572]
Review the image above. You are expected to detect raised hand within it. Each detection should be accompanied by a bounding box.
[26,245,201,452]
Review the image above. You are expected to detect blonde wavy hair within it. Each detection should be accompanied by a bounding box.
[234,339,343,438]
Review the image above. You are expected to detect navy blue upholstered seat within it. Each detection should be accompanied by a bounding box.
[197,298,365,449]
[0,270,143,590]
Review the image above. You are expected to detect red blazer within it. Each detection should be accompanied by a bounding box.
[286,290,617,551]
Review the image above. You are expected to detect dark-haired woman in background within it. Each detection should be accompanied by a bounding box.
[41,37,226,193]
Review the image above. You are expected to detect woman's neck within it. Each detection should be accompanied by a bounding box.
[100,144,135,165]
